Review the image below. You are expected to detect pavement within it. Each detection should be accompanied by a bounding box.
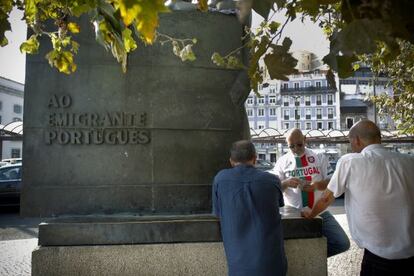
[0,200,363,276]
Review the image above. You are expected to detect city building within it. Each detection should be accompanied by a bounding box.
[246,51,341,162]
[0,76,24,159]
[339,65,395,130]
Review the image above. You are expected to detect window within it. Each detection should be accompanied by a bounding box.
[305,108,311,119]
[246,97,253,105]
[316,81,321,88]
[294,82,300,89]
[328,94,333,105]
[316,108,322,119]
[13,104,22,114]
[283,96,289,106]
[328,121,334,129]
[294,109,300,120]
[317,121,323,129]
[346,117,354,129]
[0,101,2,110]
[269,108,276,116]
[294,97,300,106]
[0,115,2,124]
[258,108,265,116]
[270,86,276,94]
[305,96,310,106]
[328,108,334,119]
[283,109,289,120]
[11,148,21,158]
[258,124,265,130]
[295,122,301,129]
[284,122,290,129]
[282,83,288,89]
[306,122,311,130]
[246,109,253,117]
[316,95,322,105]
[258,97,265,104]
[269,97,276,104]
[13,117,22,122]
[305,81,311,87]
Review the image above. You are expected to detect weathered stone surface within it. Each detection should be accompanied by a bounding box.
[37,208,322,246]
[21,11,250,217]
[32,238,327,276]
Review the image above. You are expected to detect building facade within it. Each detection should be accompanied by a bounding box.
[0,77,24,159]
[339,65,394,130]
[279,70,340,131]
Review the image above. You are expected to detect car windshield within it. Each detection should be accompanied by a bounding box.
[0,167,21,181]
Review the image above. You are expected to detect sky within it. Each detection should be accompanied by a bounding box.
[0,8,328,84]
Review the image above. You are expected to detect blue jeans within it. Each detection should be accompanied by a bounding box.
[320,211,350,257]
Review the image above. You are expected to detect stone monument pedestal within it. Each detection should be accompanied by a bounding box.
[32,209,327,276]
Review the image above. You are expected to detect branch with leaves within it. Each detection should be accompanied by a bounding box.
[1,0,414,133]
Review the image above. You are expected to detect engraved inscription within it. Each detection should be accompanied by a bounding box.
[45,95,150,145]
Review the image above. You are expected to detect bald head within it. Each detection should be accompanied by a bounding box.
[286,128,306,156]
[286,128,304,141]
[349,120,381,145]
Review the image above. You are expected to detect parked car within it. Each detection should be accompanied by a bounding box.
[255,159,274,171]
[1,158,22,164]
[0,163,22,207]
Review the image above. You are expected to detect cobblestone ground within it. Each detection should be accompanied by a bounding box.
[328,214,363,276]
[0,238,37,276]
[0,214,362,276]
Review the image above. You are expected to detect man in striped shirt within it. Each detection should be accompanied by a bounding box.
[272,128,350,257]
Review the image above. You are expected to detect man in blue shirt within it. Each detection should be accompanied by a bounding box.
[212,140,287,276]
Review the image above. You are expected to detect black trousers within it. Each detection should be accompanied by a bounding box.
[360,249,414,276]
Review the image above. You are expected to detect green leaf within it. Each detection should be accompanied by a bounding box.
[24,0,37,24]
[122,27,137,52]
[134,0,169,44]
[264,47,298,80]
[67,22,80,34]
[336,55,357,78]
[179,44,196,62]
[336,19,389,55]
[0,17,11,46]
[19,34,39,54]
[252,0,274,20]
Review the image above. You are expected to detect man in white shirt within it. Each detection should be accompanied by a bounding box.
[302,120,414,275]
[273,128,350,257]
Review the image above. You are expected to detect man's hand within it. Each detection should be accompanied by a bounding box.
[301,206,314,219]
[301,190,335,219]
[281,178,301,190]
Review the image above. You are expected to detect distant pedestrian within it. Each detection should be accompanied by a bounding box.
[272,128,350,257]
[212,140,287,276]
[302,120,414,275]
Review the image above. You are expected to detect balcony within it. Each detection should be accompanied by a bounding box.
[280,86,336,95]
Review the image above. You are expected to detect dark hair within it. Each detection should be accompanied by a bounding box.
[230,140,256,163]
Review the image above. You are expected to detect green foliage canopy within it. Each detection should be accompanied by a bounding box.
[1,0,414,133]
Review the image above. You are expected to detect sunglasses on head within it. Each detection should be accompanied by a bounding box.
[288,143,303,149]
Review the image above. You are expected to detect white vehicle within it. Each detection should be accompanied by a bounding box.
[1,158,22,164]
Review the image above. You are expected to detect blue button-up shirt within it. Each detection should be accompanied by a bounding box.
[212,164,287,276]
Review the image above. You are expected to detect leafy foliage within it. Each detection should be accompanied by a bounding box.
[2,0,198,73]
[364,40,414,134]
[1,0,414,132]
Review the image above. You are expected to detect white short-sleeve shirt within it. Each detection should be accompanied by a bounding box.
[273,148,333,209]
[328,144,414,259]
